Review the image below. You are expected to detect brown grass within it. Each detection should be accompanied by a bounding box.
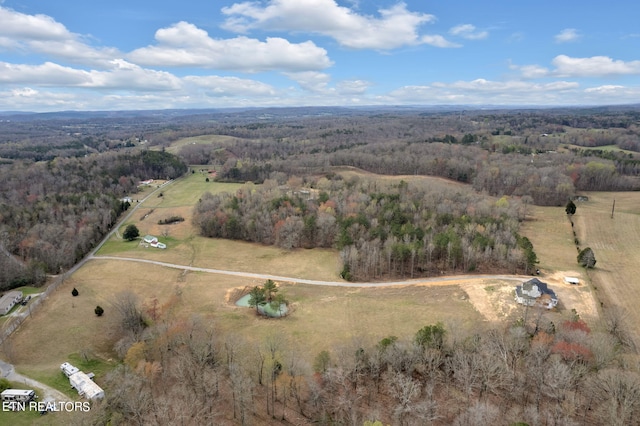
[519,203,600,324]
[571,192,640,344]
[10,259,482,373]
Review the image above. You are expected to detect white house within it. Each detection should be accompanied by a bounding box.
[143,235,157,244]
[515,278,558,309]
[69,371,105,400]
[60,362,104,400]
[0,291,23,315]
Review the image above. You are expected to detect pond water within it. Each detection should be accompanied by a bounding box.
[235,294,288,318]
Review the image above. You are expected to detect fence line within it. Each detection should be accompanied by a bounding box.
[0,271,70,346]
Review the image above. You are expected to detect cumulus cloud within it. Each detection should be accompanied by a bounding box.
[283,71,332,92]
[552,55,640,77]
[221,0,449,50]
[554,28,580,43]
[387,79,580,105]
[449,24,488,40]
[0,6,119,67]
[512,55,640,79]
[336,79,371,95]
[421,35,461,48]
[184,75,276,97]
[128,21,332,72]
[0,60,182,91]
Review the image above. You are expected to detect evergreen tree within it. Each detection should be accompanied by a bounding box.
[123,224,140,241]
[578,247,596,268]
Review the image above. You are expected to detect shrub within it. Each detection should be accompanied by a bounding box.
[95,306,104,317]
[158,216,185,225]
[72,287,79,297]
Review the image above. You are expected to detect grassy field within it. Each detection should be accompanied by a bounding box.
[562,143,638,157]
[570,192,640,344]
[519,202,601,324]
[7,169,636,426]
[164,135,244,155]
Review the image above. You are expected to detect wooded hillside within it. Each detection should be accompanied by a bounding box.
[0,150,186,290]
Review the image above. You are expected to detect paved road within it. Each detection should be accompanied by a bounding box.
[0,359,68,403]
[0,181,176,403]
[91,255,528,287]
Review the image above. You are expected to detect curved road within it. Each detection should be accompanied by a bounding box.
[0,359,67,403]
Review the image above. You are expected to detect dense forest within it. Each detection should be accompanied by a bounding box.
[0,150,186,290]
[193,176,536,280]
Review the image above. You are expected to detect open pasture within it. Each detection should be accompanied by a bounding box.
[9,259,484,382]
[164,134,246,155]
[571,192,640,344]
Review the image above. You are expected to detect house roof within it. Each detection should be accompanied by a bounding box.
[0,291,22,313]
[521,278,557,301]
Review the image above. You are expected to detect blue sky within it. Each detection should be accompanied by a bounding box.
[1,0,639,111]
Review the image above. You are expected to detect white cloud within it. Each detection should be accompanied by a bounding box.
[283,71,332,92]
[420,35,461,48]
[552,55,640,77]
[221,0,446,50]
[184,75,276,96]
[128,21,332,72]
[449,24,488,40]
[554,28,580,43]
[516,64,550,79]
[387,79,580,105]
[513,55,640,79]
[0,60,182,91]
[0,7,119,67]
[336,79,371,95]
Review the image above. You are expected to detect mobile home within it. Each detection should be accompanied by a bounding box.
[1,389,36,403]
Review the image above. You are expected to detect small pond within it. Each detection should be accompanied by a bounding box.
[236,294,288,318]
